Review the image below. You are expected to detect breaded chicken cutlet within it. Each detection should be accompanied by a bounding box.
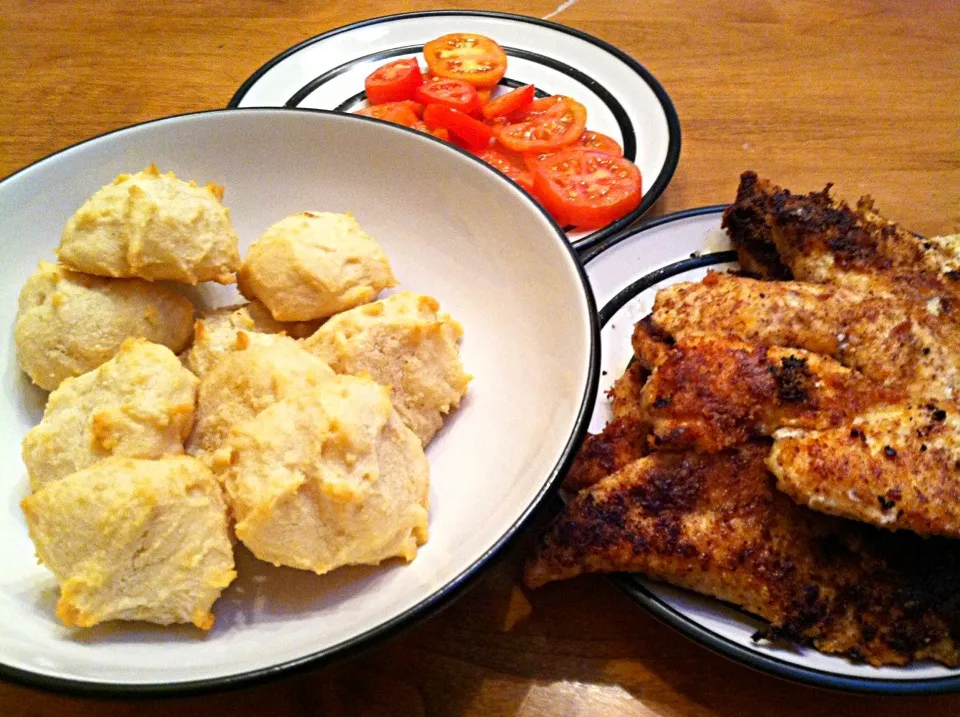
[525,443,960,667]
[528,171,960,666]
[650,272,960,403]
[564,361,649,493]
[723,171,960,286]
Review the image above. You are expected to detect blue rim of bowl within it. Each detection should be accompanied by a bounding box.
[226,9,682,253]
[583,205,960,695]
[0,106,602,699]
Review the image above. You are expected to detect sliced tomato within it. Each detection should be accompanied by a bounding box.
[577,130,623,157]
[423,104,494,150]
[497,96,587,153]
[522,131,624,169]
[473,145,535,192]
[414,78,481,114]
[504,95,563,123]
[354,101,420,127]
[364,59,424,105]
[423,33,507,87]
[529,149,642,229]
[476,88,493,106]
[411,120,450,142]
[482,84,535,120]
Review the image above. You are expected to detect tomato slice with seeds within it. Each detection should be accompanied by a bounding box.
[482,84,535,120]
[497,96,587,153]
[423,33,508,87]
[354,101,420,127]
[576,130,623,157]
[423,104,494,149]
[414,77,481,114]
[472,145,535,192]
[364,59,424,105]
[529,149,642,229]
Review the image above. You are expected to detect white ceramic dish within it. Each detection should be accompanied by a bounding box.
[581,206,960,695]
[229,10,681,251]
[0,108,599,696]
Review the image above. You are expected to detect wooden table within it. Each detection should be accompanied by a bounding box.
[2,1,959,714]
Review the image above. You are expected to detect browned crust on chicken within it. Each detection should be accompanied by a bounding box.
[722,171,792,279]
[564,362,650,492]
[769,403,960,537]
[526,444,960,666]
[722,171,960,308]
[631,316,673,369]
[651,272,960,402]
[640,337,902,453]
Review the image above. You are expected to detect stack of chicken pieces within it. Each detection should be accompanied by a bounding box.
[524,171,960,666]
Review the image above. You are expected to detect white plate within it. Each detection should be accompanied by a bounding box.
[228,10,681,251]
[0,108,599,696]
[582,207,960,694]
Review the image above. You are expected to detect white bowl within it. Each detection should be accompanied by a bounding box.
[0,108,599,695]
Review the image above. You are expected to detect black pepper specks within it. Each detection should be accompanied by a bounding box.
[653,396,671,409]
[933,409,947,422]
[878,495,896,510]
[884,446,897,458]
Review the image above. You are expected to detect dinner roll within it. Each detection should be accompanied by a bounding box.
[304,291,471,445]
[219,375,429,574]
[57,164,240,285]
[15,260,194,391]
[187,339,334,464]
[21,456,235,630]
[22,338,198,492]
[182,300,321,378]
[237,211,397,321]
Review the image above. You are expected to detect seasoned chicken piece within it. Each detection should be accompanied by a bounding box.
[723,171,960,282]
[526,444,960,667]
[651,272,960,402]
[564,361,649,492]
[769,403,960,537]
[722,172,960,314]
[631,316,672,369]
[640,337,901,452]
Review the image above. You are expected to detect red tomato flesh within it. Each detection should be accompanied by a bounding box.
[576,130,623,157]
[364,59,424,105]
[482,84,535,120]
[414,77,481,114]
[423,33,507,87]
[423,104,494,149]
[529,149,642,229]
[472,145,535,191]
[497,96,587,153]
[354,102,420,127]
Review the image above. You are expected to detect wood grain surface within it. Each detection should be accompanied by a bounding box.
[2,0,959,714]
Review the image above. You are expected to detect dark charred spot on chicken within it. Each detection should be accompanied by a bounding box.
[775,355,811,403]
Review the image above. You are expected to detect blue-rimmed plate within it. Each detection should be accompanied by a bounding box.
[582,206,960,695]
[229,10,680,252]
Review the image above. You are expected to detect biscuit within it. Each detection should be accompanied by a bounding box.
[304,292,470,445]
[187,340,334,463]
[220,375,429,574]
[15,260,194,391]
[21,456,235,630]
[58,164,240,285]
[23,338,198,491]
[182,300,320,378]
[238,212,396,321]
